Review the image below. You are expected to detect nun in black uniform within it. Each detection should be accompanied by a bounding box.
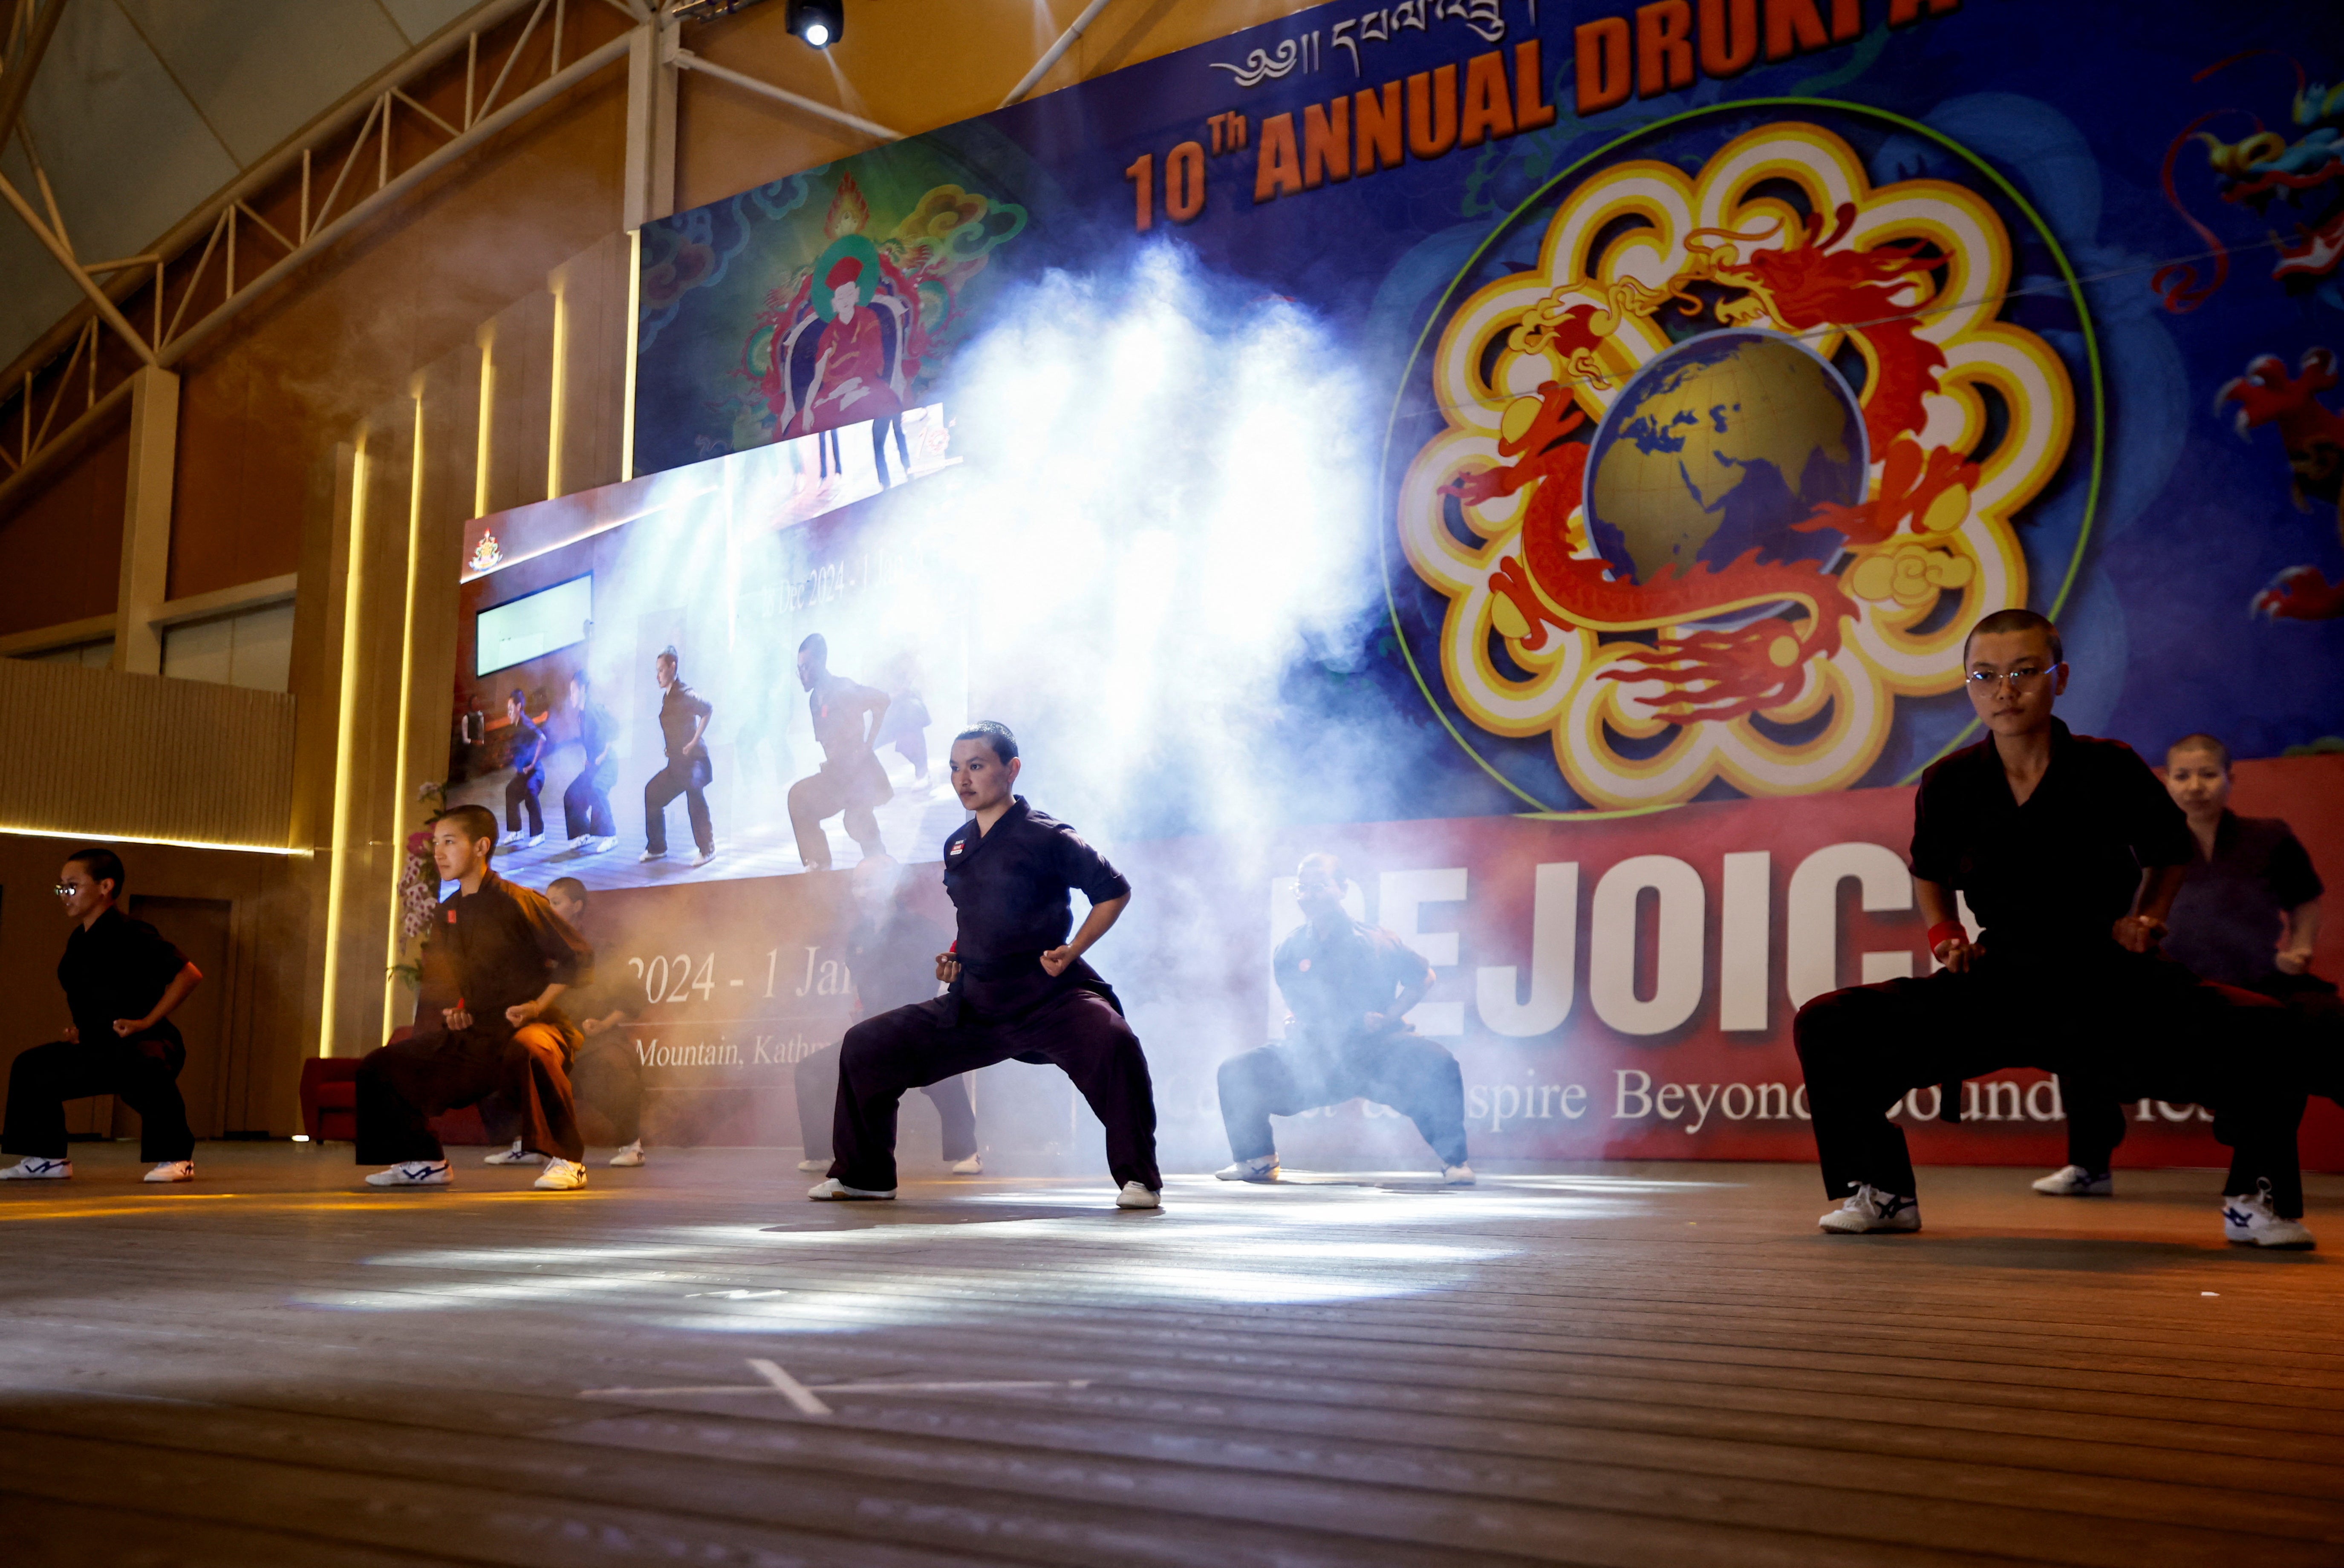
[812,721,1162,1208]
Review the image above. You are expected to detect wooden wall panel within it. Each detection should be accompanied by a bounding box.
[0,659,295,847]
[0,420,128,638]
[165,72,629,604]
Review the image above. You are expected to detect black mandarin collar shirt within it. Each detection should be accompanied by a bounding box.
[2165,810,2324,987]
[1273,917,1435,1047]
[808,671,887,765]
[577,702,617,784]
[941,796,1131,1016]
[59,907,189,1046]
[1909,718,2193,956]
[510,712,548,771]
[657,680,712,761]
[420,870,594,1029]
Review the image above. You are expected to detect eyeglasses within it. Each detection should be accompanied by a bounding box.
[52,883,87,898]
[1964,665,2060,691]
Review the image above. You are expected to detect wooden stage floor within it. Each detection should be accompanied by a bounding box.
[3,1144,2341,1566]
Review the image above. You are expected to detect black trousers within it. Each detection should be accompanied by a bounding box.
[788,761,886,870]
[2066,975,2344,1168]
[795,1042,974,1162]
[830,992,1159,1191]
[1218,1033,1468,1167]
[644,755,714,855]
[872,414,909,487]
[3,1035,193,1162]
[356,1023,583,1165]
[483,1035,641,1146]
[1794,952,2307,1216]
[505,765,545,836]
[562,772,615,839]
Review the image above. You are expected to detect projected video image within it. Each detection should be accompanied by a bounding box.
[475,573,592,676]
[444,413,966,893]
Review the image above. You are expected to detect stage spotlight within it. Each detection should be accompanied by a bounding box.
[788,0,843,48]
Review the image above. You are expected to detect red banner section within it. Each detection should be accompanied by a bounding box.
[581,752,2344,1170]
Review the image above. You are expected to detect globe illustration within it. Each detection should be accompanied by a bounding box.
[1583,329,1868,585]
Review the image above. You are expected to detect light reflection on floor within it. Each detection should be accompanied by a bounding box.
[299,1173,1677,1321]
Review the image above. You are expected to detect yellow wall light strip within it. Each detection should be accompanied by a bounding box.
[320,434,373,1058]
[384,390,430,1031]
[0,824,307,855]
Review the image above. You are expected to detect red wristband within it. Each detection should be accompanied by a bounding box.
[1926,920,1966,951]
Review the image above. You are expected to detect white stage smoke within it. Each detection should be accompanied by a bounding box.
[926,242,1387,840]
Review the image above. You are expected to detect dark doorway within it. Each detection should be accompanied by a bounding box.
[118,895,236,1142]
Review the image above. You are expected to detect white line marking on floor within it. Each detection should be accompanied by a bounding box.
[578,1359,1095,1413]
[748,1357,834,1415]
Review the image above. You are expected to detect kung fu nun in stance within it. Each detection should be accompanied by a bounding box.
[356,806,595,1191]
[811,722,1163,1208]
[1,848,203,1183]
[1793,610,2314,1247]
[2038,731,2342,1195]
[1215,853,1472,1185]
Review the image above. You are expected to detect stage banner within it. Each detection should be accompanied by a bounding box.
[630,0,2344,821]
[436,0,2344,1168]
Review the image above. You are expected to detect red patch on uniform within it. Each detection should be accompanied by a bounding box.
[446,910,457,923]
[1297,958,1311,971]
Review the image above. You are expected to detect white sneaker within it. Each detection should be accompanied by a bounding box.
[0,1156,70,1179]
[639,848,666,863]
[2032,1164,2113,1196]
[1115,1181,1161,1210]
[1215,1155,1278,1182]
[482,1139,543,1166]
[2223,1181,2316,1249]
[533,1158,589,1191]
[796,1157,830,1173]
[144,1160,194,1183]
[948,1154,984,1174]
[1818,1184,1920,1234]
[607,1141,644,1167]
[366,1160,451,1187]
[569,833,594,849]
[690,845,719,868]
[808,1177,894,1200]
[589,836,619,855]
[1443,1162,1476,1186]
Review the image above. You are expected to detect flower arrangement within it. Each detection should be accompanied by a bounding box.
[387,781,447,987]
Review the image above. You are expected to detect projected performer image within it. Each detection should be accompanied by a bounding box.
[560,672,619,853]
[873,653,935,792]
[1793,611,2315,1247]
[502,689,550,848]
[793,854,980,1174]
[481,877,643,1168]
[355,807,594,1191]
[1216,853,1472,1185]
[810,722,1161,1208]
[643,645,716,866]
[2037,732,2341,1196]
[0,848,203,1185]
[787,632,892,871]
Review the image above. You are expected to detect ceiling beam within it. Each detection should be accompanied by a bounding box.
[0,0,65,160]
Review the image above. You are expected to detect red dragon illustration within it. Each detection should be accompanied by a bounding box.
[1442,380,1863,723]
[2222,348,2344,620]
[1436,200,1966,726]
[1674,202,1949,457]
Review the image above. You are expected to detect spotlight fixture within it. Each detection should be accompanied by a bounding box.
[787,0,843,49]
